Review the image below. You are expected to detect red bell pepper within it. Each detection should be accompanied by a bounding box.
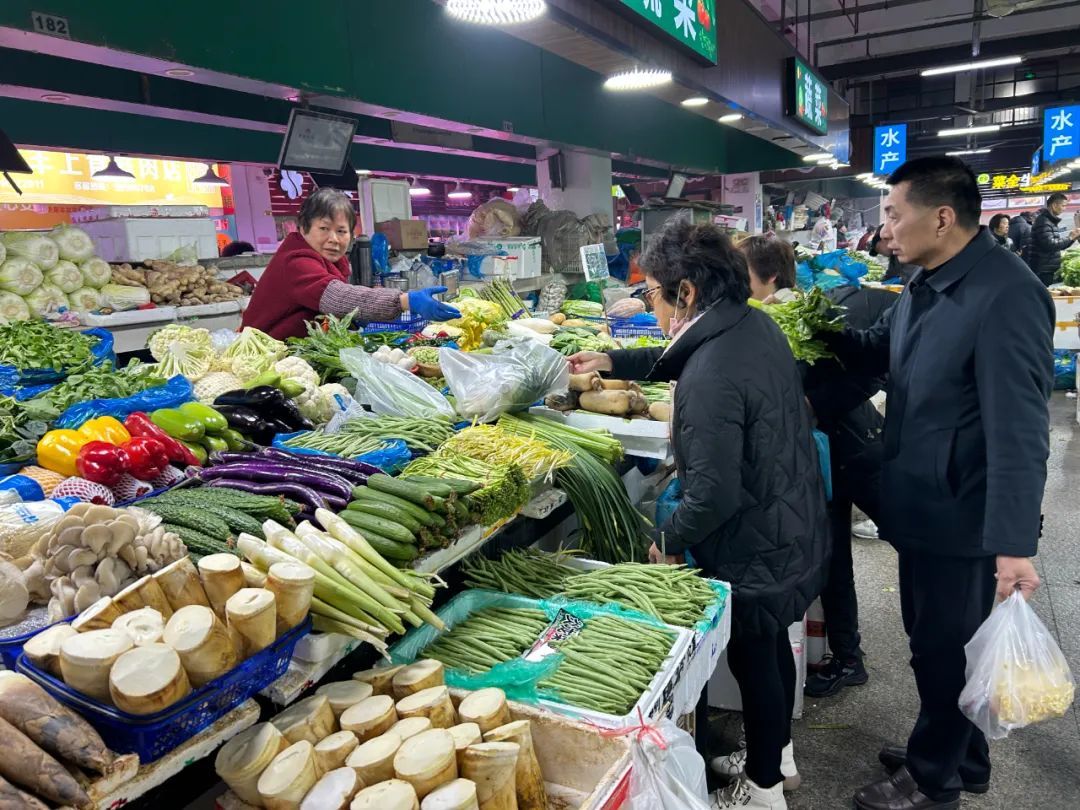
[76,441,129,487]
[125,411,200,466]
[121,437,170,481]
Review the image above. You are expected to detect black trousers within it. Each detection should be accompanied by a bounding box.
[899,551,997,802]
[727,626,795,789]
[821,426,883,661]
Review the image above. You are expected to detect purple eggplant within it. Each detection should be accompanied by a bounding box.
[204,478,340,512]
[196,462,353,501]
[259,448,372,484]
[208,451,263,466]
[265,448,383,478]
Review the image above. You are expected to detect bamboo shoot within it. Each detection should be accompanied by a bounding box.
[199,554,245,619]
[389,716,433,742]
[258,740,318,810]
[457,689,510,734]
[112,606,164,646]
[162,605,238,687]
[347,732,401,786]
[460,743,519,810]
[0,774,48,810]
[316,680,374,719]
[154,557,211,610]
[22,623,76,676]
[393,659,444,699]
[341,694,397,743]
[350,779,419,810]
[267,561,315,634]
[314,730,359,773]
[396,685,456,729]
[71,596,122,632]
[353,665,402,696]
[109,643,190,715]
[241,561,268,588]
[421,779,480,810]
[215,721,289,806]
[59,628,132,703]
[226,588,277,657]
[271,694,338,745]
[448,723,482,771]
[0,715,90,808]
[301,766,361,810]
[393,728,458,799]
[111,578,145,613]
[484,721,546,810]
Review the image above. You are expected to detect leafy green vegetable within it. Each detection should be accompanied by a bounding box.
[0,320,100,371]
[748,287,845,364]
[287,312,406,381]
[1059,250,1080,287]
[0,395,46,464]
[550,327,617,356]
[19,361,165,422]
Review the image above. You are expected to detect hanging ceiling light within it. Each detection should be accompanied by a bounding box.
[193,163,229,186]
[938,124,1000,137]
[718,113,743,123]
[945,148,992,156]
[604,68,672,92]
[446,0,546,25]
[681,97,709,107]
[409,178,431,196]
[507,186,521,192]
[92,156,135,180]
[447,182,473,200]
[803,152,833,162]
[920,55,1022,77]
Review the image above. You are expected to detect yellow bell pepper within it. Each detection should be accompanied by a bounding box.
[36,429,91,477]
[77,416,131,446]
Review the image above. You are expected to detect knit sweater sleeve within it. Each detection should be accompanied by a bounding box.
[319,279,404,324]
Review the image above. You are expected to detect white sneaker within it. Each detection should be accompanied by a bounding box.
[710,743,801,792]
[711,775,788,809]
[852,519,879,540]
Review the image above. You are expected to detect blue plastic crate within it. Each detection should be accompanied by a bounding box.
[611,323,665,339]
[16,615,311,762]
[363,315,429,334]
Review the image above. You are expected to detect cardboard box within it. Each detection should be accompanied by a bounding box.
[475,236,543,279]
[375,218,429,251]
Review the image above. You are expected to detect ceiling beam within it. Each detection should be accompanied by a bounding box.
[795,0,934,24]
[850,87,1080,127]
[820,25,1080,80]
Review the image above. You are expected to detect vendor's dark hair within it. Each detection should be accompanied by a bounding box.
[740,236,795,291]
[221,240,254,257]
[1048,192,1068,206]
[640,220,750,308]
[887,156,981,230]
[298,187,356,234]
[988,213,1010,233]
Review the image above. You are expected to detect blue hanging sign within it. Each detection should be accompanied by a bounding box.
[873,124,907,177]
[1044,105,1080,164]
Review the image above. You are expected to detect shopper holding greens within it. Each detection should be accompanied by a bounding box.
[569,220,828,810]
[242,187,458,340]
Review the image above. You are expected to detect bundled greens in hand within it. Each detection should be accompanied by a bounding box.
[748,287,845,364]
[287,312,407,380]
[0,320,99,372]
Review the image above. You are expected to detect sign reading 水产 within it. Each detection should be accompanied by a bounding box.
[1044,105,1080,164]
[619,0,717,63]
[873,124,907,176]
[785,58,829,136]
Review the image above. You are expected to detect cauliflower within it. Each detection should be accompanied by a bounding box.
[147,324,214,380]
[194,371,243,403]
[274,357,329,422]
[301,382,350,425]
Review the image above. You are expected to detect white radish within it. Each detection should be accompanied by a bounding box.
[258,740,318,810]
[340,694,397,742]
[396,685,456,729]
[162,604,237,687]
[393,728,458,799]
[215,722,289,806]
[108,643,191,715]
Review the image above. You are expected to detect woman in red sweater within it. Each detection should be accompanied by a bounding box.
[242,188,459,340]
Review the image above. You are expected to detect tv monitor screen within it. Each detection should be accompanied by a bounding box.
[279,109,358,174]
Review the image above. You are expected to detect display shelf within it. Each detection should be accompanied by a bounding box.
[95,699,259,808]
[529,406,670,459]
[78,299,249,354]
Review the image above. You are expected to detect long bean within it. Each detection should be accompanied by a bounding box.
[421,607,549,674]
[462,548,581,599]
[562,563,716,627]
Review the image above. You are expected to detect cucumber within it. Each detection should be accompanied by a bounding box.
[339,509,415,544]
[141,503,231,541]
[366,474,437,510]
[345,500,423,534]
[399,476,456,498]
[362,531,420,562]
[203,505,265,538]
[404,475,482,495]
[351,486,445,528]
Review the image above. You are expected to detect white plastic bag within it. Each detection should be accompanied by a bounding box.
[440,339,569,423]
[626,718,710,810]
[339,347,455,420]
[959,591,1075,739]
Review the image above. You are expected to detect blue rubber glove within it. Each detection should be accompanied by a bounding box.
[407,287,461,322]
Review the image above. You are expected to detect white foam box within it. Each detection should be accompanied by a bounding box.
[475,236,543,279]
[79,216,219,262]
[80,307,178,327]
[1053,294,1080,350]
[72,205,210,222]
[707,618,807,720]
[529,406,670,459]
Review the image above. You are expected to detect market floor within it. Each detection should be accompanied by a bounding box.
[708,392,1080,809]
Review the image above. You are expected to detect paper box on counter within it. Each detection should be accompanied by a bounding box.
[375,218,429,251]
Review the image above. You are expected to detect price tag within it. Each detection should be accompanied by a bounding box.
[30,11,70,38]
[579,243,609,282]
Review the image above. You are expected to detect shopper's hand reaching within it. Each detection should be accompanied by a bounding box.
[996,555,1041,601]
[406,287,460,322]
[648,543,683,565]
[567,352,613,375]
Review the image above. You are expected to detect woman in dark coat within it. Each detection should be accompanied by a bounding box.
[569,221,829,810]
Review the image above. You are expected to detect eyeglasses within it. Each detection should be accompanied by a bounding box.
[641,285,662,311]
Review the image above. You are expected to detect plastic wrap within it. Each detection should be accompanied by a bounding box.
[272,432,411,474]
[467,198,523,239]
[626,718,710,809]
[339,347,455,420]
[440,340,569,423]
[54,375,194,429]
[959,591,1075,739]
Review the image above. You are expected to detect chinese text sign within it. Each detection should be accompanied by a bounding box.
[1044,105,1080,164]
[619,0,717,63]
[787,58,829,136]
[873,124,907,177]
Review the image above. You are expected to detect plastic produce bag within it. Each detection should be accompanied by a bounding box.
[626,718,710,809]
[959,591,1075,739]
[163,243,199,267]
[440,339,570,423]
[339,347,455,420]
[54,374,194,429]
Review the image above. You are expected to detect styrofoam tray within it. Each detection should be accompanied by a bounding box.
[529,406,670,459]
[173,300,242,318]
[80,307,178,327]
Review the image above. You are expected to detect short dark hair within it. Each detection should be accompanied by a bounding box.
[988,214,1010,233]
[640,220,750,308]
[1047,192,1068,206]
[740,236,796,290]
[886,157,981,230]
[221,240,255,257]
[298,187,356,234]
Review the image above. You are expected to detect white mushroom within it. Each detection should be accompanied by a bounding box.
[96,557,132,597]
[71,565,96,590]
[22,558,48,602]
[68,548,99,571]
[133,545,150,573]
[55,526,85,552]
[83,505,120,525]
[74,581,102,613]
[119,544,139,571]
[82,524,113,557]
[106,520,137,555]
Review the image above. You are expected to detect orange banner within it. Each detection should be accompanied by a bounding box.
[0,151,225,207]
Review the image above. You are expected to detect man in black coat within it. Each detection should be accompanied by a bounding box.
[1008,210,1034,264]
[825,158,1053,810]
[1028,192,1079,285]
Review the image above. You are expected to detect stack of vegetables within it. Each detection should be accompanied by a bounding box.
[0,673,138,808]
[748,286,845,364]
[287,313,409,382]
[109,258,244,307]
[0,226,114,319]
[283,415,455,458]
[215,674,548,810]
